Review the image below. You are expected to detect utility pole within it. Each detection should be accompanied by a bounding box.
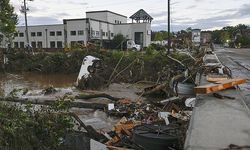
[167,0,171,54]
[20,0,34,53]
[23,0,29,46]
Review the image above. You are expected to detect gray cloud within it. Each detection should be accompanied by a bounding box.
[151,11,168,18]
[66,1,88,5]
[28,6,44,13]
[152,3,250,31]
[18,16,61,26]
[194,0,204,2]
[186,5,197,9]
[54,12,71,17]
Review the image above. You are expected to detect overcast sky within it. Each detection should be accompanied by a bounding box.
[10,0,250,31]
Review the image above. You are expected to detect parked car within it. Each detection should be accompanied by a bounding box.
[127,40,141,51]
[223,43,229,48]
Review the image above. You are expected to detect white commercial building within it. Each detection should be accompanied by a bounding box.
[192,29,201,46]
[11,9,153,50]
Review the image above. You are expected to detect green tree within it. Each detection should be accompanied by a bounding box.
[154,32,163,41]
[0,0,18,45]
[236,35,250,48]
[186,27,192,32]
[111,33,126,49]
[220,31,230,43]
[161,31,172,40]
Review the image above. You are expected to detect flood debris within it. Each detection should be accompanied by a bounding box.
[132,123,185,150]
[185,98,196,107]
[221,144,250,150]
[43,86,57,95]
[0,97,108,110]
[76,93,121,101]
[1,48,209,149]
[206,74,229,82]
[194,49,247,96]
[160,96,179,104]
[8,88,29,97]
[194,78,246,94]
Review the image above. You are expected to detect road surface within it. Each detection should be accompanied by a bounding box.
[215,47,250,108]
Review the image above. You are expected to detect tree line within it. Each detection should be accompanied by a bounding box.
[210,24,250,48]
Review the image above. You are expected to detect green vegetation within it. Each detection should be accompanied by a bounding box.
[211,24,250,48]
[110,33,127,49]
[151,31,172,41]
[0,95,75,149]
[5,48,192,83]
[235,35,250,48]
[0,0,18,45]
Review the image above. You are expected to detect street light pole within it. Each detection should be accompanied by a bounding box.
[23,0,29,45]
[167,0,170,54]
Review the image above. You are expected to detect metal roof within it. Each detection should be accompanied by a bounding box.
[129,9,153,21]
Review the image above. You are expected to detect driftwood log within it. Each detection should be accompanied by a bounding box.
[0,97,107,110]
[142,83,167,96]
[75,93,121,101]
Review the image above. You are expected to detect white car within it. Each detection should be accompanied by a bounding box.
[76,55,101,86]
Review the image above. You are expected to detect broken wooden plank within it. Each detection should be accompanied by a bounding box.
[105,136,120,146]
[206,74,228,82]
[160,96,179,104]
[194,78,246,94]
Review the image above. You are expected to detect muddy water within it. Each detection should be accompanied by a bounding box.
[0,72,77,96]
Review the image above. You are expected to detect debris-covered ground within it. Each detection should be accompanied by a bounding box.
[0,48,208,150]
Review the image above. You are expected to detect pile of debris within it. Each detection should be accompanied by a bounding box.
[70,93,192,150]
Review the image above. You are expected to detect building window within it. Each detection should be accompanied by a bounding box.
[31,32,36,37]
[78,30,84,36]
[102,32,105,36]
[14,42,19,48]
[37,41,42,48]
[57,31,62,36]
[50,41,56,48]
[96,31,100,37]
[111,33,114,37]
[70,31,76,36]
[19,33,24,37]
[37,32,42,36]
[20,42,25,48]
[14,33,18,37]
[57,41,63,48]
[50,31,55,36]
[31,41,36,48]
[106,32,108,36]
[91,30,95,36]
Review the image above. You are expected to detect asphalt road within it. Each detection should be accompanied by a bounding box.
[215,47,250,108]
